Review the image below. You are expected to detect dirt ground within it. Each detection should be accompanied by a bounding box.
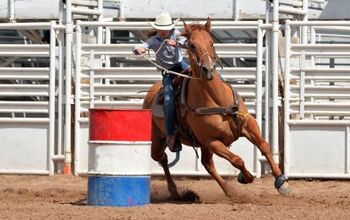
[0,174,349,220]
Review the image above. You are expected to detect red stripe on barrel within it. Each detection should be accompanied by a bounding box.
[89,109,152,142]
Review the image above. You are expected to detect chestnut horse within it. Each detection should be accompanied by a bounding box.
[143,18,290,198]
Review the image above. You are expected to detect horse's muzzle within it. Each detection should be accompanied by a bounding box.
[200,63,215,80]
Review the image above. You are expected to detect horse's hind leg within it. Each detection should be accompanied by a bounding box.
[151,122,180,199]
[201,147,231,197]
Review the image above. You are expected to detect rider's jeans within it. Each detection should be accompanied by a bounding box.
[162,61,189,136]
[163,73,176,136]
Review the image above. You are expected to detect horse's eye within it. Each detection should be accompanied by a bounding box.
[190,44,195,50]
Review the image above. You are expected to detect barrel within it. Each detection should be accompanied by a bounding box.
[87,109,152,207]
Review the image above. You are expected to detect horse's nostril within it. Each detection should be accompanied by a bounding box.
[201,66,209,74]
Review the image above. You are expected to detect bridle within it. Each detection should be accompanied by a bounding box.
[186,31,223,71]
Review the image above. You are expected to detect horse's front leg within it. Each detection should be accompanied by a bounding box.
[242,114,290,195]
[206,140,255,191]
[201,147,231,197]
[156,152,180,199]
[150,127,180,199]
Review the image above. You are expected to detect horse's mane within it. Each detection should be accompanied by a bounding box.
[186,23,207,33]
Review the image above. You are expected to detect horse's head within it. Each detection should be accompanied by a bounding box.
[183,18,217,80]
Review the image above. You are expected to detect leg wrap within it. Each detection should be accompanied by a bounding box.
[274,174,288,189]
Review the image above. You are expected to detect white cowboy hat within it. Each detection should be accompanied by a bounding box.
[149,12,180,30]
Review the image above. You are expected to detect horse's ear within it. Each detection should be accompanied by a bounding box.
[205,17,211,32]
[183,20,190,36]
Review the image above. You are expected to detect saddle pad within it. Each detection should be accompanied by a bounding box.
[151,91,164,118]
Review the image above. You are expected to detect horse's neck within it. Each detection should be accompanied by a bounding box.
[190,71,233,106]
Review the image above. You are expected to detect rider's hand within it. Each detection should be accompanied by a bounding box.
[133,48,141,55]
[165,39,177,46]
[133,48,146,55]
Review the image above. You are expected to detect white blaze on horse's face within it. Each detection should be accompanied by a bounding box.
[187,19,216,81]
[193,31,216,80]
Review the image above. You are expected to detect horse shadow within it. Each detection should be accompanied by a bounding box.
[67,199,87,206]
[151,189,201,204]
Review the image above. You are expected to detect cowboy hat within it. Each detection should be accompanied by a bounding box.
[149,12,180,30]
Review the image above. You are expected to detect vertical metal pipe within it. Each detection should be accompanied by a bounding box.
[309,27,315,119]
[300,1,308,119]
[234,0,240,21]
[58,0,64,25]
[49,21,56,176]
[255,20,263,177]
[89,50,95,109]
[310,27,316,66]
[284,21,291,176]
[256,21,263,133]
[106,27,112,67]
[97,0,103,44]
[301,0,309,44]
[57,30,64,156]
[105,27,111,102]
[299,52,305,119]
[346,126,350,174]
[271,0,280,163]
[119,0,125,21]
[64,0,73,175]
[74,21,82,176]
[9,0,15,22]
[264,0,271,142]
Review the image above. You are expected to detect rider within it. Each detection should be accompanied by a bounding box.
[133,12,190,152]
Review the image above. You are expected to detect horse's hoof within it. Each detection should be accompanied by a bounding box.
[275,174,291,195]
[277,181,291,195]
[237,172,248,184]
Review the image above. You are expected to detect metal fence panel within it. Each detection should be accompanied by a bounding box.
[284,21,350,178]
[0,22,63,175]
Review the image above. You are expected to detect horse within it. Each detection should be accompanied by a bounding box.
[143,17,290,199]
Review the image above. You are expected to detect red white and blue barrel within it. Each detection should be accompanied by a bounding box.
[87,109,152,207]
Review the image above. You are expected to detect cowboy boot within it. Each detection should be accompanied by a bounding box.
[166,135,182,152]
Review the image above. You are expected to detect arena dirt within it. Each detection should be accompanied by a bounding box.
[0,174,349,219]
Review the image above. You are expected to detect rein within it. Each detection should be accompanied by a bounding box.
[140,53,196,79]
[138,39,199,79]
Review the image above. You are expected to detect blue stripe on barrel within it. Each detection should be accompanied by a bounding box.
[87,175,150,207]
